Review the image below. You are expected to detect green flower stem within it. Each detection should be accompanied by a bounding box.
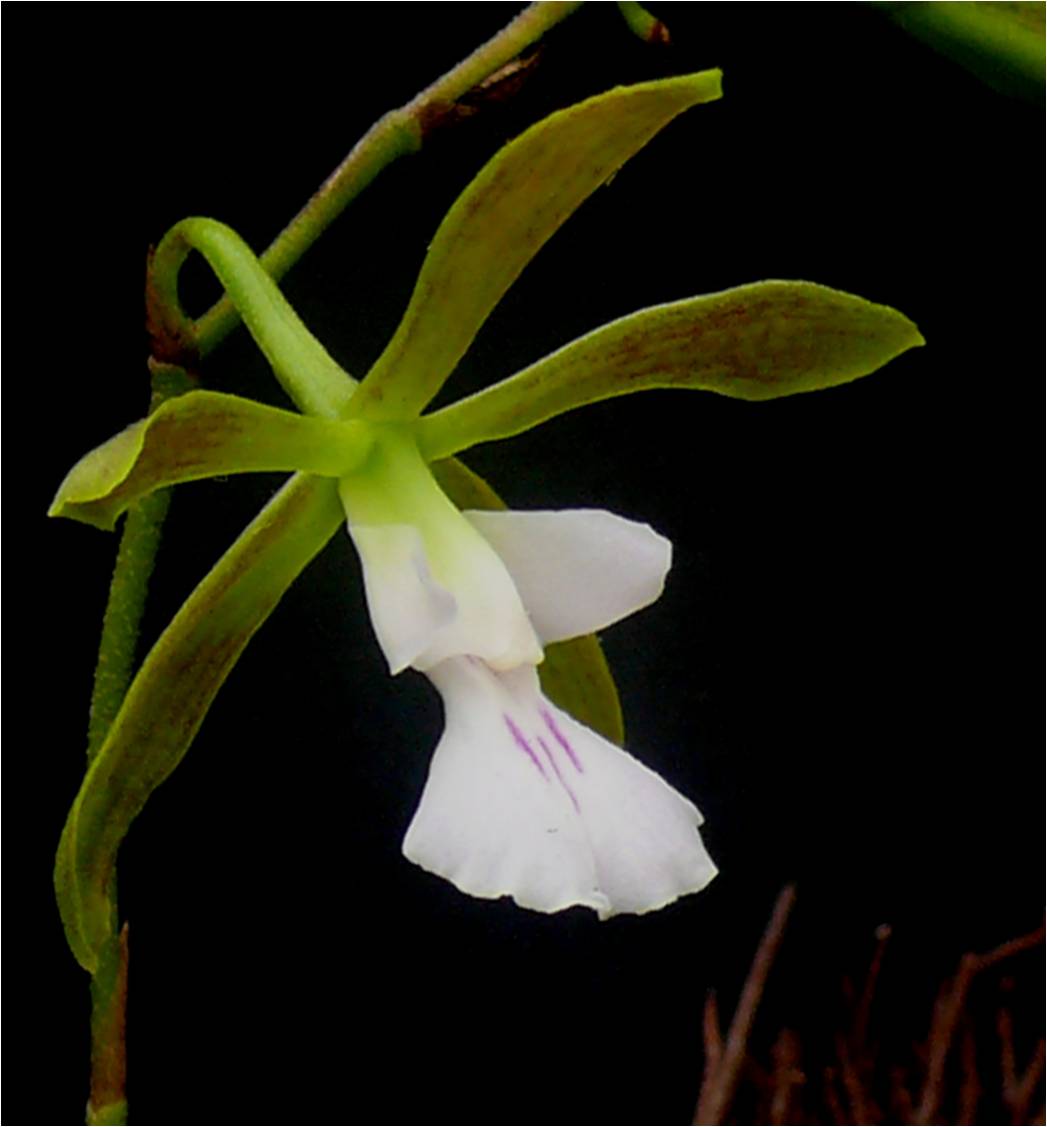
[193,1,584,358]
[616,2,671,45]
[149,219,355,420]
[87,926,129,1127]
[83,364,189,1127]
[88,493,172,760]
[87,366,195,759]
[84,490,160,1124]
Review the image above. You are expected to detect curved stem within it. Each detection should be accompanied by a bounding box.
[149,218,355,419]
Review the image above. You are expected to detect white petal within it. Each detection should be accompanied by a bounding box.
[347,525,456,675]
[339,431,542,673]
[464,509,672,644]
[347,522,541,674]
[403,658,716,918]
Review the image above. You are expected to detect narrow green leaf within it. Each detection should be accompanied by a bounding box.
[420,281,925,459]
[351,69,723,420]
[50,391,373,531]
[55,473,345,971]
[431,457,624,745]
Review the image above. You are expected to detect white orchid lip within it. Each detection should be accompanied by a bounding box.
[404,658,717,919]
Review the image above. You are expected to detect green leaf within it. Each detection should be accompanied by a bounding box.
[50,391,373,531]
[419,281,925,459]
[55,472,345,971]
[351,69,723,420]
[431,457,624,745]
[875,1,1045,102]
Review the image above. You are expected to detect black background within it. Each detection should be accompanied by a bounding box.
[9,4,1043,1124]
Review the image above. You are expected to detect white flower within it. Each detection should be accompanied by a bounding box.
[338,430,717,918]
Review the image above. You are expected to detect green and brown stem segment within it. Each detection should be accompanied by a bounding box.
[87,926,129,1127]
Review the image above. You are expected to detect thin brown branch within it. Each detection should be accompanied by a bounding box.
[973,924,1046,973]
[999,985,1019,1098]
[957,1017,980,1125]
[890,1064,916,1123]
[702,989,724,1082]
[769,1028,804,1126]
[1009,1039,1046,1125]
[914,954,978,1124]
[694,885,797,1125]
[913,924,1044,1125]
[836,1030,873,1125]
[824,1065,848,1126]
[853,923,892,1052]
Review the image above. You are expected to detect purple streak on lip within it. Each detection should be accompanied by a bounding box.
[504,714,548,779]
[538,736,580,812]
[541,708,584,773]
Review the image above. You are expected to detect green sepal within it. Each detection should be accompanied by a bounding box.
[55,472,345,972]
[351,69,723,420]
[875,1,1045,102]
[431,457,624,745]
[50,390,374,531]
[420,281,925,459]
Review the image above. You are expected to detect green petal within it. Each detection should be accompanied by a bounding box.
[351,69,723,420]
[420,281,925,458]
[876,1,1045,102]
[55,473,344,971]
[431,457,624,745]
[50,390,373,531]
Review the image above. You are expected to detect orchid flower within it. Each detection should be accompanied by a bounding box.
[52,71,923,973]
[338,425,715,916]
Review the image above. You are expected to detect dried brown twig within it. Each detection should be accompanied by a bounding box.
[690,890,1043,1126]
[694,885,797,1125]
